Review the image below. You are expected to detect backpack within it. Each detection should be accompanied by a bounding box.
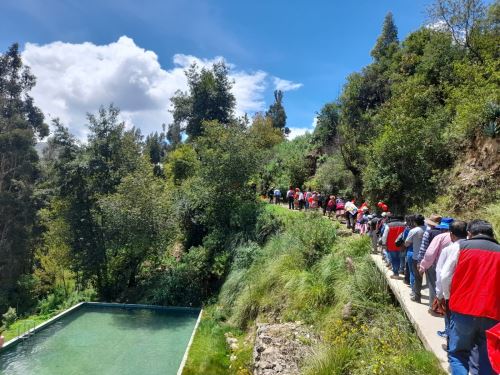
[327,200,335,208]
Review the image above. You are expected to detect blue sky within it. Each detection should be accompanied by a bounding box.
[0,0,431,138]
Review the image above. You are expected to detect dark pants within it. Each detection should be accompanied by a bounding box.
[299,200,304,210]
[346,213,356,230]
[448,311,497,375]
[288,197,294,209]
[387,251,401,275]
[411,259,423,301]
[425,264,437,308]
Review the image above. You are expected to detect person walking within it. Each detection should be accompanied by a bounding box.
[441,220,500,374]
[435,221,467,343]
[401,215,415,286]
[381,216,406,278]
[345,200,358,233]
[286,186,295,209]
[273,187,282,204]
[268,187,274,203]
[406,214,427,303]
[419,217,454,312]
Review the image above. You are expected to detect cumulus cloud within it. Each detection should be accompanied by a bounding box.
[273,77,303,92]
[22,36,278,139]
[287,127,311,140]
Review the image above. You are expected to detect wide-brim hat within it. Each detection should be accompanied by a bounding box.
[426,214,442,227]
[435,217,454,230]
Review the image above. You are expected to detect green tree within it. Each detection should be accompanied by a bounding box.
[164,144,200,185]
[0,44,48,312]
[171,62,236,139]
[428,0,487,61]
[266,90,289,134]
[313,102,340,151]
[249,112,285,150]
[371,12,399,62]
[53,106,142,298]
[98,159,172,298]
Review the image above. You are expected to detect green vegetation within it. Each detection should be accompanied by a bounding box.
[184,205,445,374]
[0,1,497,374]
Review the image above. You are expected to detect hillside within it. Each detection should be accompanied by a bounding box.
[182,205,446,375]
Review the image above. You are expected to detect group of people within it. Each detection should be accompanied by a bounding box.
[267,187,499,374]
[371,211,499,374]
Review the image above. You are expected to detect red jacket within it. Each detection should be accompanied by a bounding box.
[487,323,500,373]
[386,220,405,252]
[449,235,500,321]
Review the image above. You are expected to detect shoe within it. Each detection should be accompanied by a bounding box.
[411,295,421,303]
[410,292,415,298]
[441,343,448,352]
[390,274,400,279]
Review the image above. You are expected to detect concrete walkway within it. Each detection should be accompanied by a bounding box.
[371,253,450,374]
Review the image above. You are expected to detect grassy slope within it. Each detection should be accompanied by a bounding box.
[183,205,445,374]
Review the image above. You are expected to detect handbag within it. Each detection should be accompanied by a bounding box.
[395,232,405,247]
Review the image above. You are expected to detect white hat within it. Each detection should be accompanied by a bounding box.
[381,212,387,217]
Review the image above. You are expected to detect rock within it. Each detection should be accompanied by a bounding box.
[253,323,318,375]
[342,301,353,320]
[345,256,355,273]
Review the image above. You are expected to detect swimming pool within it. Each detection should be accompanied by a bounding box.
[0,303,201,375]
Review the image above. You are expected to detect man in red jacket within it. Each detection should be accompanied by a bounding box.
[447,220,500,374]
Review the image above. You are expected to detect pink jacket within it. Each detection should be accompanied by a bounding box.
[419,232,452,272]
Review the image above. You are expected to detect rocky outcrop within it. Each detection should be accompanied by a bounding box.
[253,322,317,375]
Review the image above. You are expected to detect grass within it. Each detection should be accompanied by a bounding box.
[182,306,252,375]
[2,314,53,342]
[184,204,446,374]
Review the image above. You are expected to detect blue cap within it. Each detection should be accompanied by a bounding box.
[435,217,454,230]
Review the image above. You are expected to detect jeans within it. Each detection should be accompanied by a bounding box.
[406,251,414,287]
[399,249,406,274]
[448,311,498,375]
[288,197,294,210]
[426,263,437,307]
[370,231,378,253]
[387,251,401,275]
[412,259,423,300]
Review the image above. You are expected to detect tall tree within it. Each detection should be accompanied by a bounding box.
[428,0,486,61]
[371,12,399,62]
[266,90,289,134]
[0,44,48,311]
[313,102,340,151]
[53,105,142,298]
[171,62,236,140]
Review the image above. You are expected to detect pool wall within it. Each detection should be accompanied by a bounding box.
[0,301,202,374]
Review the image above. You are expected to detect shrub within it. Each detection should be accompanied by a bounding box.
[2,307,17,329]
[294,214,337,267]
[254,207,284,245]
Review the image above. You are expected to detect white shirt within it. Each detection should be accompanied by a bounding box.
[381,224,389,246]
[440,240,464,300]
[435,240,463,299]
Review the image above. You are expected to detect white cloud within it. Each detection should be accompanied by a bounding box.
[22,36,273,139]
[273,77,303,92]
[287,127,311,140]
[312,116,318,128]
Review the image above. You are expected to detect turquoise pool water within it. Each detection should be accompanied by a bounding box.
[0,305,200,375]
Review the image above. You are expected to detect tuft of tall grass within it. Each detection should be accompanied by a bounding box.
[302,344,356,375]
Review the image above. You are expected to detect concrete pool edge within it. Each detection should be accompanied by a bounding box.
[177,309,203,375]
[1,301,86,352]
[0,302,202,360]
